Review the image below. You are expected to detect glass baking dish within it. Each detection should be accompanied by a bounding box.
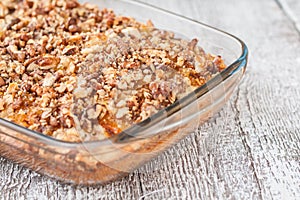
[0,0,248,185]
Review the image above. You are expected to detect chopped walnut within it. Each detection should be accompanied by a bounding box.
[43,73,56,87]
[7,83,18,94]
[0,77,5,87]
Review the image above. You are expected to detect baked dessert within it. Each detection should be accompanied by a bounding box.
[0,0,226,142]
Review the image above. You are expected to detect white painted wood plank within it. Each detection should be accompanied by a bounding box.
[0,0,300,199]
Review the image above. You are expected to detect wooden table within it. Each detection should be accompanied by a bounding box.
[1,0,299,199]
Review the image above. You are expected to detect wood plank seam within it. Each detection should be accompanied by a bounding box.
[137,172,144,198]
[233,88,264,200]
[275,0,300,34]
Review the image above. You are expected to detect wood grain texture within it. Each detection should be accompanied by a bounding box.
[277,0,300,32]
[1,0,300,199]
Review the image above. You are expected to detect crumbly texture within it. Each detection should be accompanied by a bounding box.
[0,0,226,142]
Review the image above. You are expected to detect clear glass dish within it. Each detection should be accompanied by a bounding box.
[0,0,248,185]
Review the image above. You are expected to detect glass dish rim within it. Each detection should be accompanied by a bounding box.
[0,0,249,148]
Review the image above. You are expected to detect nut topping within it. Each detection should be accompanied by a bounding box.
[0,0,226,142]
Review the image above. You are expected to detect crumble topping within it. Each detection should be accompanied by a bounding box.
[0,0,226,142]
